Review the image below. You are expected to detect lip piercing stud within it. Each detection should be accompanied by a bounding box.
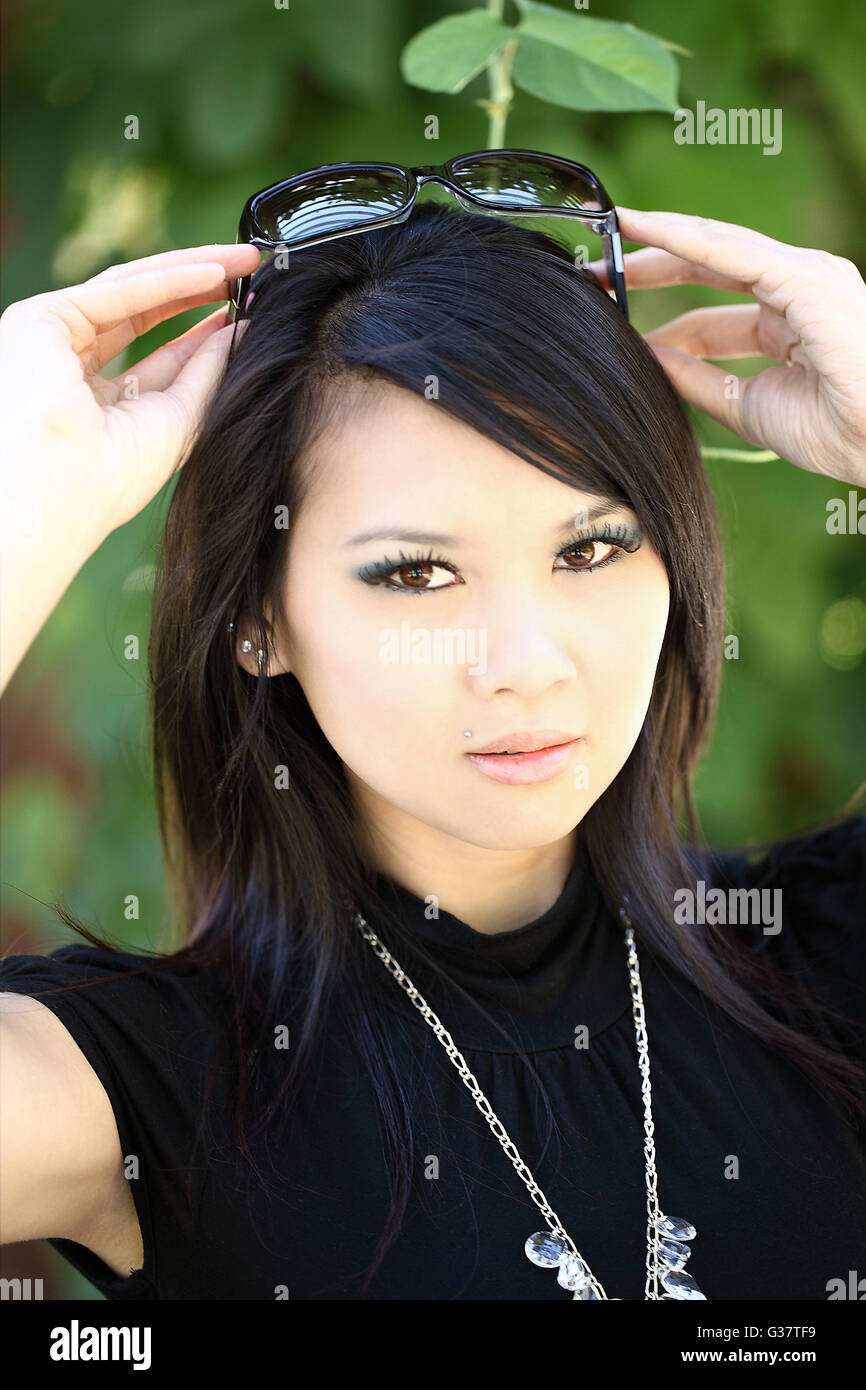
[463,730,472,738]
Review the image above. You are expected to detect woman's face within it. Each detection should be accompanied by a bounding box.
[254,380,670,867]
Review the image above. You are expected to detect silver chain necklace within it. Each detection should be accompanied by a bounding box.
[353,899,707,1301]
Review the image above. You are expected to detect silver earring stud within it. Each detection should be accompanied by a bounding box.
[240,636,265,666]
[463,730,472,738]
[226,621,235,632]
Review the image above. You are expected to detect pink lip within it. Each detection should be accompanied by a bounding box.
[471,729,580,755]
[465,739,582,785]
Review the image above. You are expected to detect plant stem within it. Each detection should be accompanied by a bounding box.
[486,0,518,148]
[699,448,780,462]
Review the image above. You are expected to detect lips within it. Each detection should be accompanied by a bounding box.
[469,730,580,755]
[465,739,582,786]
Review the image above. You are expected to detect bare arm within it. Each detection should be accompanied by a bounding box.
[0,992,130,1254]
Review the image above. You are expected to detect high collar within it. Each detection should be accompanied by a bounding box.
[354,840,648,1052]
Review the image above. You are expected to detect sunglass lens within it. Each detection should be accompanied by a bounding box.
[252,168,412,243]
[449,154,606,213]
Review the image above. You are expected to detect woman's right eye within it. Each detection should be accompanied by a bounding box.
[380,562,461,593]
[357,550,464,595]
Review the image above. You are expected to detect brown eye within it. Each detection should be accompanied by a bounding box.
[357,548,464,594]
[398,562,435,589]
[388,562,460,592]
[557,540,618,571]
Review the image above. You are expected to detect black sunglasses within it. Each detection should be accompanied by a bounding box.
[228,148,628,321]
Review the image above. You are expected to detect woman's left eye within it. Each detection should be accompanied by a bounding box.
[555,539,620,573]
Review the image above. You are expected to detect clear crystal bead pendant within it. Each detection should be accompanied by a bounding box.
[656,1214,697,1242]
[525,1231,597,1297]
[557,1251,590,1291]
[660,1268,706,1299]
[657,1237,690,1270]
[572,1283,600,1300]
[653,1213,706,1300]
[525,1231,568,1268]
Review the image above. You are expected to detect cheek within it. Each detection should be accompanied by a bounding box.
[282,574,445,746]
[581,561,670,736]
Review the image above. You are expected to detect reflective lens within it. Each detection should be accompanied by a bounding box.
[449,154,606,213]
[252,167,412,244]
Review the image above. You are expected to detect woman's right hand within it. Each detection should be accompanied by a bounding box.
[0,243,260,693]
[1,243,260,541]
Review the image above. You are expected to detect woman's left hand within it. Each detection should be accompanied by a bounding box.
[586,208,866,487]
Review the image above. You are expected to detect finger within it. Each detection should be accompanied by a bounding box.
[647,343,756,439]
[103,320,245,511]
[91,242,261,285]
[15,263,232,358]
[166,317,247,419]
[611,207,804,288]
[102,306,233,399]
[88,248,262,366]
[585,246,755,295]
[90,286,243,370]
[644,303,802,364]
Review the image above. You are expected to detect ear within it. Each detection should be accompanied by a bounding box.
[232,613,292,678]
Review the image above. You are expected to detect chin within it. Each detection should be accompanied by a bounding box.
[432,807,589,853]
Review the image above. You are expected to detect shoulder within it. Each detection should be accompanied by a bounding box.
[689,815,865,1053]
[697,813,865,927]
[0,941,228,1079]
[1,940,221,1002]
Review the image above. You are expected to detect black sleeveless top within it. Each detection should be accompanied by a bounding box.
[2,817,864,1301]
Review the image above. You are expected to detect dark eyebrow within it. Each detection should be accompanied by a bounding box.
[343,499,629,548]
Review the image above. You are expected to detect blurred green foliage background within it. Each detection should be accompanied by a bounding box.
[1,0,864,1297]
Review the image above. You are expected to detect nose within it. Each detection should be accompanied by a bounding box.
[466,597,578,702]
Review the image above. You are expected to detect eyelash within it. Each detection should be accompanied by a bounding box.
[357,523,641,596]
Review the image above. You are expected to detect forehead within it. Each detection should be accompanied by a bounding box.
[294,377,624,533]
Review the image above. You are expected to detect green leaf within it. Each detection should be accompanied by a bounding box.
[400,9,513,94]
[512,1,679,113]
[621,22,695,60]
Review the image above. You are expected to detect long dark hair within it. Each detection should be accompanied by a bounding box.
[39,202,866,1294]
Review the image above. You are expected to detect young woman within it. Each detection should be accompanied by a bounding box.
[1,195,864,1302]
